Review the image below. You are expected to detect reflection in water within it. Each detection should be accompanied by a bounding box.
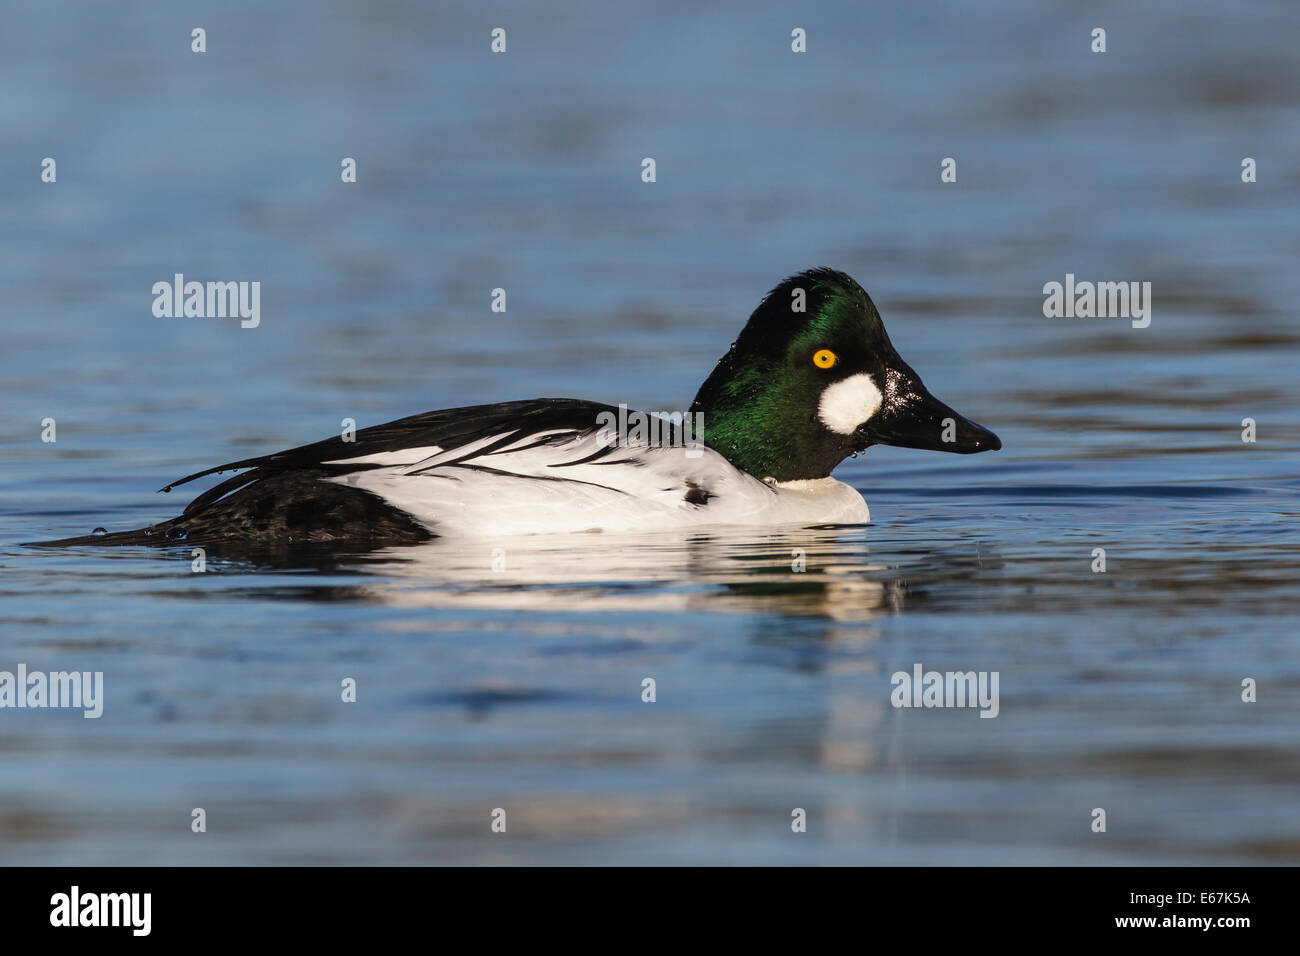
[353,526,898,619]
[183,522,1008,621]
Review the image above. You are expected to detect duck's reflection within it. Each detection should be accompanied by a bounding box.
[199,523,1005,624]
[340,525,895,620]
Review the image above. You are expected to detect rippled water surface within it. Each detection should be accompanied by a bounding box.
[2,0,1298,864]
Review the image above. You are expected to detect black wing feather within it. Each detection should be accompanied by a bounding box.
[161,398,622,513]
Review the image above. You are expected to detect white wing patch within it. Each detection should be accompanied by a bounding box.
[817,373,883,435]
[322,446,443,467]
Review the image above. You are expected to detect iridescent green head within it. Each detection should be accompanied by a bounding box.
[689,268,1001,482]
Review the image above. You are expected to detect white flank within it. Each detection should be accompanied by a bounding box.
[327,430,870,536]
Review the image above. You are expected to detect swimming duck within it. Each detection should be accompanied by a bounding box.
[43,268,1000,546]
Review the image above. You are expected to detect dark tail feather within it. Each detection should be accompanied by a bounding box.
[29,469,434,548]
[158,457,270,494]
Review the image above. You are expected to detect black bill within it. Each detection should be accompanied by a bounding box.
[860,367,1001,454]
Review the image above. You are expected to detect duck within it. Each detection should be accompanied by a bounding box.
[40,268,1000,546]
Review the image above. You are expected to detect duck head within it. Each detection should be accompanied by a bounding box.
[689,268,1001,482]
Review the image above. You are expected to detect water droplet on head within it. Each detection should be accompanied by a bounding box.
[91,527,107,536]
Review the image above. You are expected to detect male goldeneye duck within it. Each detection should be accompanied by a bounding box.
[41,268,1000,546]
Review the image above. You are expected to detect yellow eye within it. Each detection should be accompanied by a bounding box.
[812,349,838,369]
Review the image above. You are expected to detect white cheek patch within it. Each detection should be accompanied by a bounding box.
[817,373,883,435]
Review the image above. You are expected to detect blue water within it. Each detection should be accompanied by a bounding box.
[2,0,1298,863]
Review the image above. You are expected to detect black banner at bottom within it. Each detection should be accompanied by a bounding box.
[0,865,1281,941]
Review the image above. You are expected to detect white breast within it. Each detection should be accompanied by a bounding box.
[324,430,869,536]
